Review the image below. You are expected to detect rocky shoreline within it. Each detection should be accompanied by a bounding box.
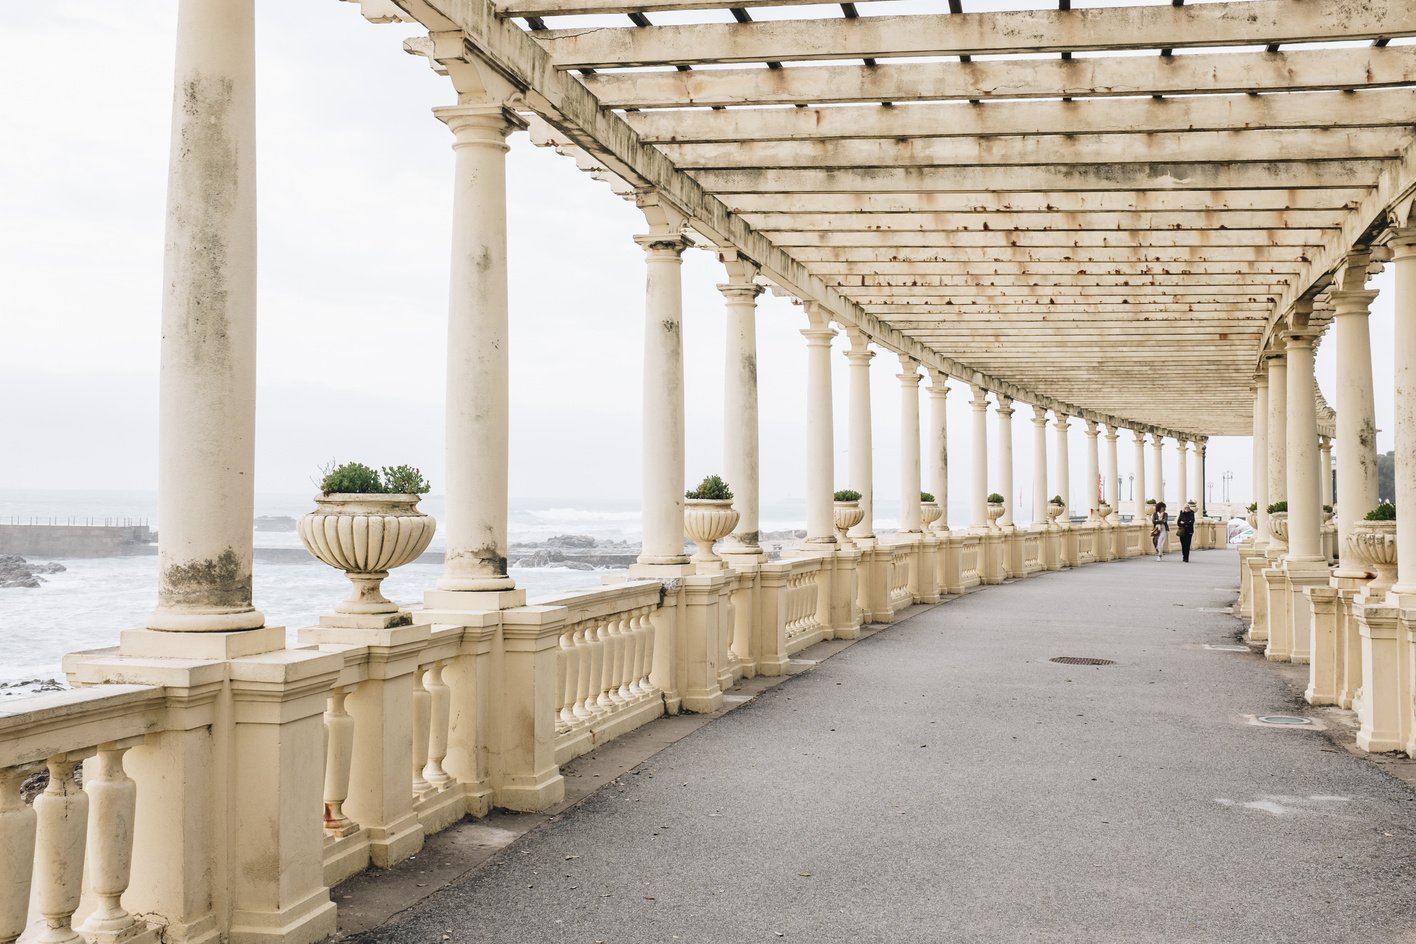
[508,530,809,569]
[0,554,66,588]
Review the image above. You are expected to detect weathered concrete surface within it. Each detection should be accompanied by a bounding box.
[352,550,1416,943]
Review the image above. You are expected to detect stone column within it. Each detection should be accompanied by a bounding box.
[1390,229,1416,602]
[1083,421,1101,516]
[1286,330,1324,562]
[996,396,1015,528]
[970,386,990,530]
[1320,438,1333,509]
[720,260,764,554]
[1177,440,1190,509]
[1151,436,1166,505]
[1104,425,1121,513]
[802,304,838,547]
[1253,377,1270,547]
[1268,352,1289,517]
[1053,413,1071,516]
[927,372,949,532]
[898,356,923,534]
[844,328,876,542]
[1134,432,1148,518]
[432,104,525,602]
[1032,407,1050,525]
[149,0,264,633]
[1195,439,1207,517]
[634,221,693,568]
[1330,262,1380,577]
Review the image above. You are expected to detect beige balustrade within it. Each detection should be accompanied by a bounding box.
[888,544,914,612]
[0,685,164,944]
[783,558,829,655]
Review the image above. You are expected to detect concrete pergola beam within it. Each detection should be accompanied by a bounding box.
[739,210,1349,233]
[584,46,1416,108]
[535,0,1416,69]
[625,88,1416,143]
[721,190,1371,214]
[770,231,1330,249]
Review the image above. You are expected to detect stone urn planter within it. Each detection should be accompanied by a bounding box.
[1347,521,1398,598]
[684,498,739,566]
[1098,501,1113,522]
[1247,512,1258,530]
[1144,501,1157,523]
[299,493,437,616]
[986,501,1005,529]
[1268,511,1289,547]
[833,500,865,547]
[920,501,941,530]
[1046,503,1065,529]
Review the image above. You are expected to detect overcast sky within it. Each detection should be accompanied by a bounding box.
[0,2,1397,523]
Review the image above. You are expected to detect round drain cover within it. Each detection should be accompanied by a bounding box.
[1257,715,1312,726]
[1050,656,1116,666]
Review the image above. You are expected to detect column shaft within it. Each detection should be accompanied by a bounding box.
[1320,440,1333,509]
[636,230,692,565]
[1253,379,1270,546]
[845,330,875,540]
[1104,427,1120,511]
[1134,433,1148,516]
[1177,441,1190,508]
[997,399,1015,527]
[1032,408,1049,525]
[1053,414,1071,515]
[1083,422,1100,515]
[1287,331,1322,560]
[927,373,949,531]
[151,0,263,631]
[721,276,763,552]
[1330,277,1380,575]
[970,387,990,530]
[1268,354,1289,506]
[435,106,521,592]
[1151,437,1165,505]
[803,306,838,546]
[1391,233,1416,597]
[898,357,923,533]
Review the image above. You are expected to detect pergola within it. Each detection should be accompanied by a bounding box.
[364,0,1415,440]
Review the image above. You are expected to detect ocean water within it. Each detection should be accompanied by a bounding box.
[0,488,962,686]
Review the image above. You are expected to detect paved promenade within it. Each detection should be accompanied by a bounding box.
[354,550,1416,943]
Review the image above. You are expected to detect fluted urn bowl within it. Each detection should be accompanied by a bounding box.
[921,502,941,529]
[684,499,739,565]
[299,493,436,615]
[987,502,1006,529]
[1347,521,1398,598]
[1046,504,1065,527]
[1268,511,1289,546]
[1247,513,1258,530]
[833,500,866,547]
[1098,502,1113,522]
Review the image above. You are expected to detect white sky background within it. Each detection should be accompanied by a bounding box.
[0,2,1397,523]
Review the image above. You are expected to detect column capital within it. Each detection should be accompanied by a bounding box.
[716,281,762,301]
[996,394,1014,417]
[927,370,949,396]
[1104,424,1120,441]
[1379,224,1416,259]
[1053,412,1070,429]
[633,231,691,256]
[1032,404,1049,427]
[1283,326,1321,350]
[970,385,990,409]
[1329,287,1380,317]
[843,325,873,359]
[1082,419,1099,438]
[433,103,526,147]
[897,353,921,383]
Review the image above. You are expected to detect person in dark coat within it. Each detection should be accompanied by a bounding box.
[1177,502,1197,562]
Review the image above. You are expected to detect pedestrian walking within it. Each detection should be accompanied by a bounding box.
[1177,502,1196,562]
[1152,501,1169,560]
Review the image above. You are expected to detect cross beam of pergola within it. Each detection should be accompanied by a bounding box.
[370,0,1416,438]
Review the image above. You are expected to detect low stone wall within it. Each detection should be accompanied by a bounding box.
[0,524,154,558]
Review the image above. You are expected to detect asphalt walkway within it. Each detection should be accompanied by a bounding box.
[354,550,1416,943]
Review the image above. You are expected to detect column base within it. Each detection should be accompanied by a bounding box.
[147,605,267,633]
[495,768,566,813]
[120,624,286,659]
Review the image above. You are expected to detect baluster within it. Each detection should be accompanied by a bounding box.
[595,619,616,711]
[614,615,633,703]
[33,754,88,944]
[598,616,621,707]
[80,744,138,940]
[411,672,431,798]
[626,612,645,698]
[423,663,452,787]
[1,767,37,944]
[559,629,580,727]
[639,610,657,694]
[556,630,572,731]
[581,619,604,717]
[572,623,594,721]
[323,687,357,836]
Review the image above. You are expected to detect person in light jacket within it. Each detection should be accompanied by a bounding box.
[1152,501,1169,560]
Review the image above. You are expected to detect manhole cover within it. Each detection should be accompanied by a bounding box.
[1257,715,1312,726]
[1049,656,1116,666]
